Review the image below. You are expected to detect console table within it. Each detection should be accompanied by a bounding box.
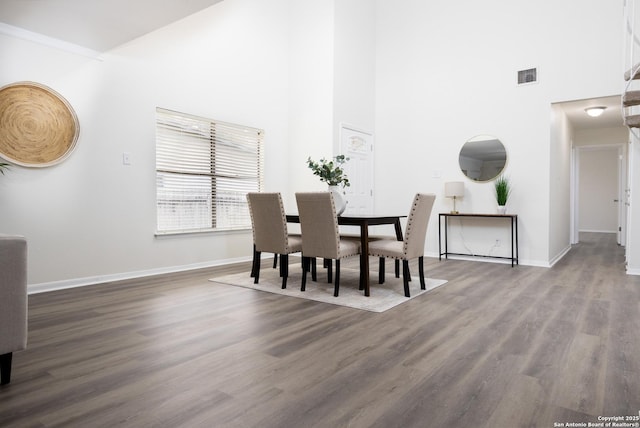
[438,213,519,267]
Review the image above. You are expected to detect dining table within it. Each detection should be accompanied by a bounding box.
[286,213,406,297]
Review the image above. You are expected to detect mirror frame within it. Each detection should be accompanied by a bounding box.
[458,135,507,182]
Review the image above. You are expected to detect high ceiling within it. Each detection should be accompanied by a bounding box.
[0,0,224,52]
[0,1,626,134]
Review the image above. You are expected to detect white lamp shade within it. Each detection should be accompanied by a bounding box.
[445,181,464,198]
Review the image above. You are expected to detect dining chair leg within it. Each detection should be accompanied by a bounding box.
[402,259,411,297]
[254,250,262,284]
[273,254,278,269]
[324,258,333,283]
[378,257,385,284]
[250,245,257,277]
[419,256,426,289]
[359,255,365,290]
[334,259,340,297]
[301,257,308,291]
[395,260,400,278]
[280,254,289,289]
[311,258,317,282]
[1,352,12,385]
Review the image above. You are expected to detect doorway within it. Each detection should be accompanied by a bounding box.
[339,124,374,215]
[573,144,626,245]
[556,95,628,249]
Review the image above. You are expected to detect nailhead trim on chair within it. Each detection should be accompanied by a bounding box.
[277,194,294,253]
[402,194,422,256]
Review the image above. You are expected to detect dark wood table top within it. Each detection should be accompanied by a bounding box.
[287,214,406,224]
[286,213,406,296]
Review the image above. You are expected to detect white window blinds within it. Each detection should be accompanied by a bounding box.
[156,108,264,234]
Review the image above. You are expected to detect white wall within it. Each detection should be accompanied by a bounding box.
[333,0,377,145]
[549,104,573,264]
[287,0,378,212]
[0,0,300,288]
[0,0,628,287]
[574,127,629,147]
[374,0,623,266]
[286,0,336,211]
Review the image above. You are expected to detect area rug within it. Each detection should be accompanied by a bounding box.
[209,267,447,313]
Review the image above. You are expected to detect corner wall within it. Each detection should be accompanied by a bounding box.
[626,130,640,274]
[0,0,299,288]
[549,104,573,264]
[286,0,336,211]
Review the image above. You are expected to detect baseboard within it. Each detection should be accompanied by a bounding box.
[548,245,572,267]
[29,250,563,294]
[626,267,640,275]
[424,252,550,268]
[28,256,251,295]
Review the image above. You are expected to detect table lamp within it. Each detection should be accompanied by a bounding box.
[445,181,464,214]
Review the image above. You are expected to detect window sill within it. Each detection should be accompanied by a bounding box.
[154,227,250,237]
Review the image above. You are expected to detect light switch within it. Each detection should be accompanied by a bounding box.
[122,152,131,165]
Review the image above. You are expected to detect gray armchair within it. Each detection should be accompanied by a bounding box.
[0,235,27,385]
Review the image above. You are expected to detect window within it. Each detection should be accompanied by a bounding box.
[155,108,264,234]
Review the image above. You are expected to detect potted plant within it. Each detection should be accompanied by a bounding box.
[306,155,350,214]
[306,155,350,187]
[494,175,510,214]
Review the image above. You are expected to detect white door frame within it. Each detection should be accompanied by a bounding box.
[571,146,579,244]
[619,143,629,246]
[339,123,374,215]
[571,143,626,245]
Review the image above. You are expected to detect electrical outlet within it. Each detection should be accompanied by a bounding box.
[495,239,501,247]
[122,152,131,165]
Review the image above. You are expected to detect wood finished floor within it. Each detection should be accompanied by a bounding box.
[1,232,639,427]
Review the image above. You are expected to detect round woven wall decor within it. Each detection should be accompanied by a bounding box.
[0,81,79,167]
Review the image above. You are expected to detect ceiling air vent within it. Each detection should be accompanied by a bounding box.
[517,68,537,85]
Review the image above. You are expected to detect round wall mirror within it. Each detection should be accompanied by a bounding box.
[458,135,507,181]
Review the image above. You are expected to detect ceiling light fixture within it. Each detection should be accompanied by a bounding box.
[585,106,606,117]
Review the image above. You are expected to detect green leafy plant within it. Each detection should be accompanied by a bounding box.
[494,175,510,206]
[306,155,351,188]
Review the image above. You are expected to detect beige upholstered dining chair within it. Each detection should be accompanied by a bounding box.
[295,192,361,297]
[247,192,302,289]
[368,193,436,297]
[0,235,28,385]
